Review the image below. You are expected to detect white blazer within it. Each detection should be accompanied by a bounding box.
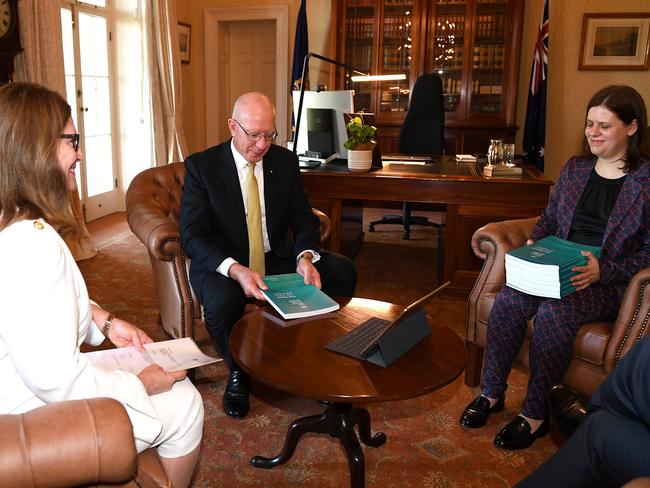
[0,219,162,446]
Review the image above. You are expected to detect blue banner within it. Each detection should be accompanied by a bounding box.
[290,0,309,141]
[523,0,549,172]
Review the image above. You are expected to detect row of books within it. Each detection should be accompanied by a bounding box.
[505,236,602,299]
[473,81,502,95]
[382,51,411,70]
[383,16,412,38]
[473,44,505,69]
[476,14,506,38]
[345,45,372,72]
[443,75,463,95]
[345,18,375,39]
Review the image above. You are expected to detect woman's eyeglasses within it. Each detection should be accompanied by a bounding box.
[60,133,81,151]
[233,119,278,143]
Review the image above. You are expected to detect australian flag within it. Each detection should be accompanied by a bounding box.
[523,0,549,172]
[290,0,309,141]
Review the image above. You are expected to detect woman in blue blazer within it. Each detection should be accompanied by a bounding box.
[460,85,650,449]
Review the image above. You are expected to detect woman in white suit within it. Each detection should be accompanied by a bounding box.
[0,82,204,488]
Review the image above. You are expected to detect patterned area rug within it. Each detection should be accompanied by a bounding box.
[78,209,559,487]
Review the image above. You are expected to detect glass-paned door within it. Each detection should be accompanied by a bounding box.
[431,0,467,115]
[378,0,413,114]
[468,0,508,115]
[344,1,375,112]
[61,2,119,221]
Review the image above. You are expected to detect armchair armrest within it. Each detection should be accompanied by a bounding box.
[0,398,137,487]
[604,267,650,372]
[470,217,539,292]
[466,217,539,346]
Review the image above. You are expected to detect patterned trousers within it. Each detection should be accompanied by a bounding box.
[482,283,623,419]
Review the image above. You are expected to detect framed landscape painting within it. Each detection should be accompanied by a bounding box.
[579,13,650,70]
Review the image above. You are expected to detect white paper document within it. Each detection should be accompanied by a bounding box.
[84,337,221,374]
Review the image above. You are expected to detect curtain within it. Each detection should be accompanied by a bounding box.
[14,0,97,261]
[143,0,188,165]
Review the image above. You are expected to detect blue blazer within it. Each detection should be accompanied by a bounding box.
[179,140,321,288]
[531,156,650,287]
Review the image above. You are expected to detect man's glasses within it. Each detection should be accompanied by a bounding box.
[233,119,278,143]
[60,133,81,151]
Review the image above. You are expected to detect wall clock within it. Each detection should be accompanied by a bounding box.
[0,0,22,84]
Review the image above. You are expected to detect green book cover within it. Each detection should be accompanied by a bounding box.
[261,273,340,320]
[507,236,602,268]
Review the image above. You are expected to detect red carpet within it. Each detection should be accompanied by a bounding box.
[78,209,559,487]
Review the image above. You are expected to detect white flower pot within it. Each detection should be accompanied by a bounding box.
[347,149,373,172]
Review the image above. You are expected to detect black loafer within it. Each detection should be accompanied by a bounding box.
[223,370,250,418]
[459,395,505,428]
[494,415,548,450]
[548,384,588,438]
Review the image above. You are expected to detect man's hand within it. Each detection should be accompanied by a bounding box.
[297,254,322,289]
[137,364,186,395]
[570,251,601,291]
[229,263,268,300]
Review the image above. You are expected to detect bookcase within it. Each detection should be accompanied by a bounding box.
[332,0,524,155]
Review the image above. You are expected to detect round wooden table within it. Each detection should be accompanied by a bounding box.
[230,297,466,488]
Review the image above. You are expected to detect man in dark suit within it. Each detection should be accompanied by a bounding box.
[517,334,650,487]
[180,92,357,418]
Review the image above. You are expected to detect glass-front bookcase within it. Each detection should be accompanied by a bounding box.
[341,0,417,122]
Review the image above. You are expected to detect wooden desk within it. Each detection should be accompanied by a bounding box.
[230,297,466,488]
[301,157,553,297]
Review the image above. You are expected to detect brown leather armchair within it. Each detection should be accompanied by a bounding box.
[126,162,332,341]
[0,398,170,488]
[466,217,650,398]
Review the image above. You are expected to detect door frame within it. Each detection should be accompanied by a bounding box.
[204,6,288,148]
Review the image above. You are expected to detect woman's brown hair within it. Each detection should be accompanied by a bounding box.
[581,85,648,173]
[0,82,82,239]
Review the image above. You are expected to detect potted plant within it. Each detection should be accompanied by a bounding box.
[344,115,377,172]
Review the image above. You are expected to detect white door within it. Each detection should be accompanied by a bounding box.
[61,3,120,221]
[217,20,277,143]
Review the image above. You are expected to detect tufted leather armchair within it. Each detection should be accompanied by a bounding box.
[0,398,170,488]
[125,162,332,341]
[466,217,650,398]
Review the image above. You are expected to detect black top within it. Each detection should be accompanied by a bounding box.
[568,169,627,246]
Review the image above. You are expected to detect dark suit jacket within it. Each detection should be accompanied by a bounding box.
[179,140,321,289]
[531,156,650,287]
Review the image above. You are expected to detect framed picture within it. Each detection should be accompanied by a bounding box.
[178,22,191,64]
[579,13,650,70]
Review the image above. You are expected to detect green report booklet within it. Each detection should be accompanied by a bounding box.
[505,236,602,299]
[261,273,340,320]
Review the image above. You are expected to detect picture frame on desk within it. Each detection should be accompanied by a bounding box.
[579,13,650,70]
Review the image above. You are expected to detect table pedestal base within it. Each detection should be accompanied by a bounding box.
[251,402,386,487]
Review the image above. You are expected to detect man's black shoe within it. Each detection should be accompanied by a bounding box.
[459,395,505,428]
[548,384,588,438]
[223,370,250,418]
[494,415,548,450]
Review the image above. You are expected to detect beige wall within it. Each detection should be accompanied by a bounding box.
[517,0,650,183]
[176,0,332,154]
[179,0,650,185]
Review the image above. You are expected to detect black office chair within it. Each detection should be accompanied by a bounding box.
[369,73,446,241]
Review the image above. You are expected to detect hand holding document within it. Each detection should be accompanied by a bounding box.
[84,337,221,374]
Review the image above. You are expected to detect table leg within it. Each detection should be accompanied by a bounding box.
[250,410,328,469]
[351,407,387,447]
[250,402,386,488]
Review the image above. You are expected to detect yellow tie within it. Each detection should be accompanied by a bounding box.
[246,162,265,276]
